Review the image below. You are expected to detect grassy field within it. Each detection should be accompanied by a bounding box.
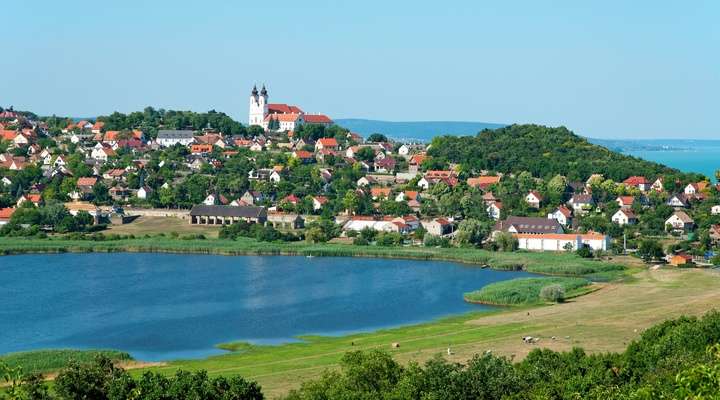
[105,216,221,238]
[131,267,719,398]
[463,277,591,305]
[0,350,131,375]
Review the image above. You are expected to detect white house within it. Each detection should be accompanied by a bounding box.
[612,209,637,226]
[486,201,503,220]
[547,206,573,226]
[156,130,195,147]
[712,205,720,215]
[525,191,543,209]
[90,146,115,162]
[417,177,430,190]
[137,186,152,200]
[665,211,695,232]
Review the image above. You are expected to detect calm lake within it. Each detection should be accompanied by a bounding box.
[1,253,536,361]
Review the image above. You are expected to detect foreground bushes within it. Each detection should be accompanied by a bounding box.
[1,357,263,400]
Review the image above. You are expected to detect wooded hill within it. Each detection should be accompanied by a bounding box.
[427,124,703,182]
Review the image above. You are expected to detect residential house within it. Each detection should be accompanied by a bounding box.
[667,193,690,208]
[568,194,595,214]
[315,138,339,151]
[191,144,214,154]
[64,201,104,224]
[711,205,720,215]
[486,201,503,220]
[156,130,195,147]
[616,196,635,209]
[665,211,695,232]
[0,207,15,225]
[16,194,42,207]
[467,176,501,191]
[547,205,573,226]
[312,196,328,211]
[709,224,720,244]
[612,209,637,226]
[240,190,264,205]
[91,145,115,162]
[685,182,709,196]
[395,191,420,203]
[292,150,315,163]
[109,186,131,201]
[137,186,153,200]
[525,191,543,208]
[370,187,392,200]
[623,176,650,191]
[421,218,455,236]
[651,178,664,192]
[73,177,98,200]
[373,157,396,173]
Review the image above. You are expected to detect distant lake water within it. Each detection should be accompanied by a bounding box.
[626,146,720,180]
[0,253,536,361]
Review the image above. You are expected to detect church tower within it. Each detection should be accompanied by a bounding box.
[248,85,268,127]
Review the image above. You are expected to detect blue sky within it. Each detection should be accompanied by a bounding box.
[3,1,718,138]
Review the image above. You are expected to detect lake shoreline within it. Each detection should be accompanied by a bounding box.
[0,237,626,278]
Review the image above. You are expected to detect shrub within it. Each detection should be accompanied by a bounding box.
[540,284,566,303]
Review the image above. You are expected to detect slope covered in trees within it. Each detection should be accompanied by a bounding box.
[427,124,702,182]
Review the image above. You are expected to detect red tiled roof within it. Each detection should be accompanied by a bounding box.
[77,177,97,187]
[467,176,500,188]
[317,138,338,147]
[304,114,333,124]
[293,150,313,159]
[623,176,649,185]
[0,207,15,219]
[268,104,303,114]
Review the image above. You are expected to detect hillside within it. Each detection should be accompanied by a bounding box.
[335,118,505,142]
[427,124,704,182]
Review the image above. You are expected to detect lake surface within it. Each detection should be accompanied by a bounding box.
[627,147,720,181]
[0,253,536,361]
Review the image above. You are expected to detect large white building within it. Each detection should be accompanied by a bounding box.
[248,85,333,132]
[514,233,610,252]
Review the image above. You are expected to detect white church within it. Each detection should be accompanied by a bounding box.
[248,85,333,132]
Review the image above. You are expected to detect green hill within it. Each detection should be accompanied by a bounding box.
[427,124,705,182]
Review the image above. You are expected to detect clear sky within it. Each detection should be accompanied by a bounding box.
[3,1,719,138]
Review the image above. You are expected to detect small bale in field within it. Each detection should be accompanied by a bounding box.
[391,342,400,348]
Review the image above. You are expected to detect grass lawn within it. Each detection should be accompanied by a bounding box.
[105,216,221,238]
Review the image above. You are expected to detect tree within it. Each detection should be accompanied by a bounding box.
[342,190,361,215]
[367,133,388,143]
[456,218,491,246]
[540,284,566,303]
[495,232,518,252]
[638,238,664,262]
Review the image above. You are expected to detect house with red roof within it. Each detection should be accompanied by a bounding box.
[292,150,314,163]
[616,196,635,209]
[315,137,339,151]
[0,207,15,225]
[467,175,501,191]
[312,196,328,211]
[623,176,650,191]
[525,191,543,209]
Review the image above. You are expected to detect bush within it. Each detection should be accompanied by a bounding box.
[539,284,566,303]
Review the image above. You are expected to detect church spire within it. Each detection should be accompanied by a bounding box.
[260,85,267,96]
[251,85,258,96]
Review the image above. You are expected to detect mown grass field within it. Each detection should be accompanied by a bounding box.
[463,276,592,305]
